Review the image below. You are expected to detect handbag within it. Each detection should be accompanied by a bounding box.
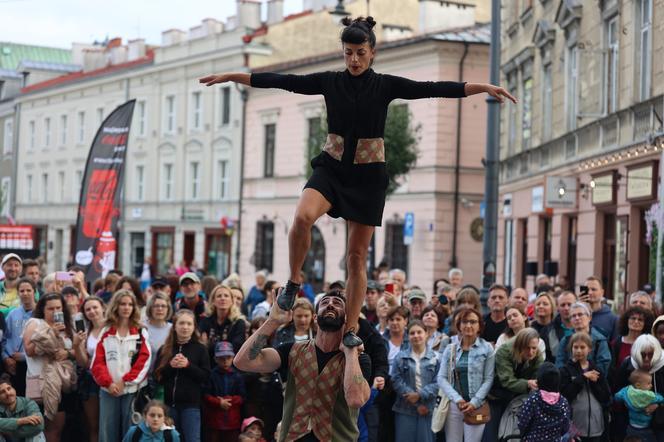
[26,375,43,402]
[431,345,456,432]
[462,401,491,425]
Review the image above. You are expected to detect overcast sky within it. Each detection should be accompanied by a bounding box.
[1,0,304,48]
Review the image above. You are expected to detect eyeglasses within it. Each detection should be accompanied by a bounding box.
[629,316,644,322]
[153,304,168,309]
[461,320,479,326]
[570,313,588,319]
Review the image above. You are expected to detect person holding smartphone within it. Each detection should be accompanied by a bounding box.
[22,293,76,442]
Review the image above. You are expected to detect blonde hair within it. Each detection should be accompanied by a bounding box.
[206,284,242,322]
[535,292,557,322]
[105,289,142,329]
[512,327,541,364]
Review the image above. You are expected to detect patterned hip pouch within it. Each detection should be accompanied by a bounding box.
[323,133,385,163]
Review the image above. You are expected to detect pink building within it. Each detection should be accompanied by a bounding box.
[240,24,491,293]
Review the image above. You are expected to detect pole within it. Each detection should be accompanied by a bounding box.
[234,84,248,274]
[480,0,501,311]
[657,138,664,305]
[118,78,130,274]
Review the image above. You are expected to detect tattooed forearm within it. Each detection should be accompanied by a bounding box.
[352,374,365,385]
[248,334,269,360]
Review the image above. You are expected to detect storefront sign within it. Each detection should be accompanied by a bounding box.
[532,186,544,213]
[592,173,615,206]
[545,176,576,208]
[0,225,34,250]
[627,162,657,201]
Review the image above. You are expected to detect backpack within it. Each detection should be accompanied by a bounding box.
[130,426,173,442]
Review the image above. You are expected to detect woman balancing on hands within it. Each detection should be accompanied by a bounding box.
[200,16,517,347]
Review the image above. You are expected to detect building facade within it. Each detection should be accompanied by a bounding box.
[239,23,491,292]
[497,0,664,305]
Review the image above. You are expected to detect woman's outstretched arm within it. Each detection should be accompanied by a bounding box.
[465,83,517,104]
[386,74,517,104]
[199,72,251,87]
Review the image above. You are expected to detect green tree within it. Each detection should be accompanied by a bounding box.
[304,104,420,195]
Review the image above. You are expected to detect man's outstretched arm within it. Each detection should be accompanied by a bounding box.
[234,302,291,373]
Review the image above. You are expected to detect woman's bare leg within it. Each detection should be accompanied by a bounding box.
[83,396,99,442]
[343,220,374,344]
[278,188,331,310]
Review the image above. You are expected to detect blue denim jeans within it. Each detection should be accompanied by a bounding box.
[170,406,201,442]
[99,390,134,442]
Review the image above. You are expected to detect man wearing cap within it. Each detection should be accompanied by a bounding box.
[361,281,381,327]
[174,272,207,319]
[235,291,371,442]
[407,288,427,319]
[0,254,23,316]
[150,276,171,297]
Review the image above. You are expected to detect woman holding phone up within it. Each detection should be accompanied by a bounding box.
[23,293,77,442]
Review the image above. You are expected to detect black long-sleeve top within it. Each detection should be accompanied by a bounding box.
[157,340,211,407]
[250,69,467,225]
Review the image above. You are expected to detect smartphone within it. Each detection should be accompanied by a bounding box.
[55,271,73,282]
[384,283,395,294]
[75,318,86,333]
[438,294,448,305]
[54,311,65,324]
[578,285,590,302]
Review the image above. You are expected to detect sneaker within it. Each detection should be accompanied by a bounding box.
[276,280,300,311]
[342,329,363,348]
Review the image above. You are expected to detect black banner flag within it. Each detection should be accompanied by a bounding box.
[73,100,135,282]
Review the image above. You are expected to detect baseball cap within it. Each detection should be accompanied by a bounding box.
[329,280,346,290]
[367,280,382,291]
[179,272,200,285]
[214,341,235,358]
[241,417,264,433]
[1,253,22,266]
[151,276,168,288]
[642,283,655,294]
[408,288,427,302]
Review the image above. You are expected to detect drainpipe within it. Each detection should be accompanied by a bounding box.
[234,82,248,274]
[10,72,29,225]
[450,42,469,269]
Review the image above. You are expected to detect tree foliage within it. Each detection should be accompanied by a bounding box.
[304,104,420,195]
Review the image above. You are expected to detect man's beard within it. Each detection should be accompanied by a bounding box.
[317,310,345,332]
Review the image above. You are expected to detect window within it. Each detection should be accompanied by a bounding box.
[26,174,32,202]
[41,173,48,203]
[605,16,619,113]
[29,121,35,149]
[220,87,230,126]
[58,171,65,202]
[504,219,514,288]
[137,101,146,136]
[190,161,200,200]
[96,108,104,126]
[218,159,229,199]
[163,163,174,200]
[384,221,409,272]
[60,115,67,146]
[77,111,85,144]
[44,117,51,147]
[74,170,82,201]
[541,64,552,141]
[521,62,533,150]
[165,96,175,134]
[263,123,276,177]
[3,118,12,154]
[306,116,323,174]
[136,165,144,201]
[637,0,652,100]
[254,221,274,272]
[507,72,518,154]
[566,46,578,130]
[191,92,202,131]
[1,177,10,216]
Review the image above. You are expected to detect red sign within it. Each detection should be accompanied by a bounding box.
[0,225,34,250]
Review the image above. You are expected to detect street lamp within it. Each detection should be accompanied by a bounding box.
[329,0,350,23]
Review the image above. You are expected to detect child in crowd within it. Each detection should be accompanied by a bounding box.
[122,400,181,442]
[559,332,611,442]
[241,417,266,442]
[614,369,664,442]
[202,341,245,442]
[517,362,571,442]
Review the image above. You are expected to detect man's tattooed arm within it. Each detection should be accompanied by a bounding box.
[248,334,269,360]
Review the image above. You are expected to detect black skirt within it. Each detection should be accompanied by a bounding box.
[305,152,389,227]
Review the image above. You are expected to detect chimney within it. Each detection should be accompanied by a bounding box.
[71,42,98,66]
[128,39,146,61]
[237,0,262,30]
[109,45,128,65]
[202,18,224,34]
[161,29,186,46]
[303,0,337,11]
[267,0,284,25]
[82,48,106,72]
[419,0,475,33]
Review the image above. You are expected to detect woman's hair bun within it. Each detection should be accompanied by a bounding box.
[365,16,377,30]
[340,16,353,27]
